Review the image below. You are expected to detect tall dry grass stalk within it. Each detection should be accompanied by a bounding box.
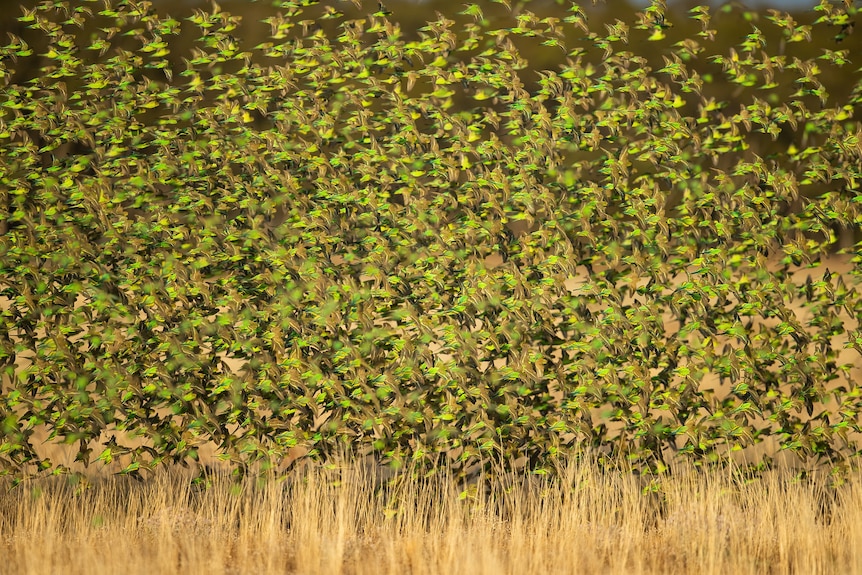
[1,454,860,575]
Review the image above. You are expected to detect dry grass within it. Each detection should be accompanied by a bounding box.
[1,453,860,575]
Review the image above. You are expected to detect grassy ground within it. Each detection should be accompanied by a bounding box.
[1,454,860,575]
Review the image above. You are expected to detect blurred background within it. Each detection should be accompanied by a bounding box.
[3,0,855,128]
[4,0,856,139]
[3,0,855,136]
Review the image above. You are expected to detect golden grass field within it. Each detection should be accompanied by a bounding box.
[1,452,861,575]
